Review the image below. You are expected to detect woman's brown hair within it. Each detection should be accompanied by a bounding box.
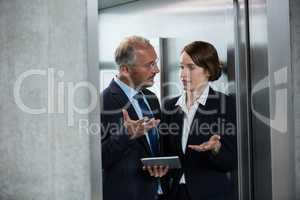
[182,41,221,81]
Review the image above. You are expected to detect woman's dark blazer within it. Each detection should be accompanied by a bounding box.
[160,87,237,200]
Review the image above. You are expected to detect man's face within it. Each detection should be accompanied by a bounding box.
[128,46,160,89]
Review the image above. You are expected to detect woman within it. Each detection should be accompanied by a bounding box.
[161,41,237,200]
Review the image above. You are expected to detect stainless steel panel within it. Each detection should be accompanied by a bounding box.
[267,0,294,198]
[98,0,138,10]
[249,0,295,199]
[234,0,253,199]
[88,0,102,199]
[270,0,294,199]
[290,0,300,198]
[248,0,272,199]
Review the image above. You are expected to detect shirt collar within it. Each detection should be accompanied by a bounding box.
[176,84,210,108]
[113,76,139,101]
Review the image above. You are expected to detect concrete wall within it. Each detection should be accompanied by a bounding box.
[291,0,300,199]
[0,0,92,199]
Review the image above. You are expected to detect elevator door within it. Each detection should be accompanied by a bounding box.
[98,0,246,199]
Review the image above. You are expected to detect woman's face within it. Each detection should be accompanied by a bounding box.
[179,51,210,92]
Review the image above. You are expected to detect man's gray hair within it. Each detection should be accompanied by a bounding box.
[114,36,152,67]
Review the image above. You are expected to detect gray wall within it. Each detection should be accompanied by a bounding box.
[291,0,300,199]
[0,0,93,199]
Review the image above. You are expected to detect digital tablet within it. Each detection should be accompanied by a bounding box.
[141,156,181,169]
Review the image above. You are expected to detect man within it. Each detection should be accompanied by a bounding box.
[101,36,168,200]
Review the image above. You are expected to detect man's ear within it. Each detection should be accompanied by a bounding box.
[120,65,129,74]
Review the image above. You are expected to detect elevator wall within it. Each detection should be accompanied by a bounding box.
[98,0,236,98]
[249,0,298,199]
[98,0,238,199]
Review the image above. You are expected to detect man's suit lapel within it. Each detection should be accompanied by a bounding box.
[142,90,162,155]
[142,90,160,119]
[109,80,153,156]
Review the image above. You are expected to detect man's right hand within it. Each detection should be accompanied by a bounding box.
[122,109,160,139]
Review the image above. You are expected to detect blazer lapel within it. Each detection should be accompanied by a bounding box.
[174,105,185,157]
[109,80,152,156]
[185,87,215,156]
[143,91,160,119]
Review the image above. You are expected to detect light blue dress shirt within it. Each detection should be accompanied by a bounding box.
[113,76,153,145]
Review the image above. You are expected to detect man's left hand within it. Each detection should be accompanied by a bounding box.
[143,165,169,178]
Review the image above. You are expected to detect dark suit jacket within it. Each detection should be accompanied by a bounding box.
[160,87,237,200]
[101,80,162,200]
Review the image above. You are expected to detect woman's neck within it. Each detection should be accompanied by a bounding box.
[186,84,208,109]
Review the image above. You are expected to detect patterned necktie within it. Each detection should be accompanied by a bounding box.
[134,92,159,156]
